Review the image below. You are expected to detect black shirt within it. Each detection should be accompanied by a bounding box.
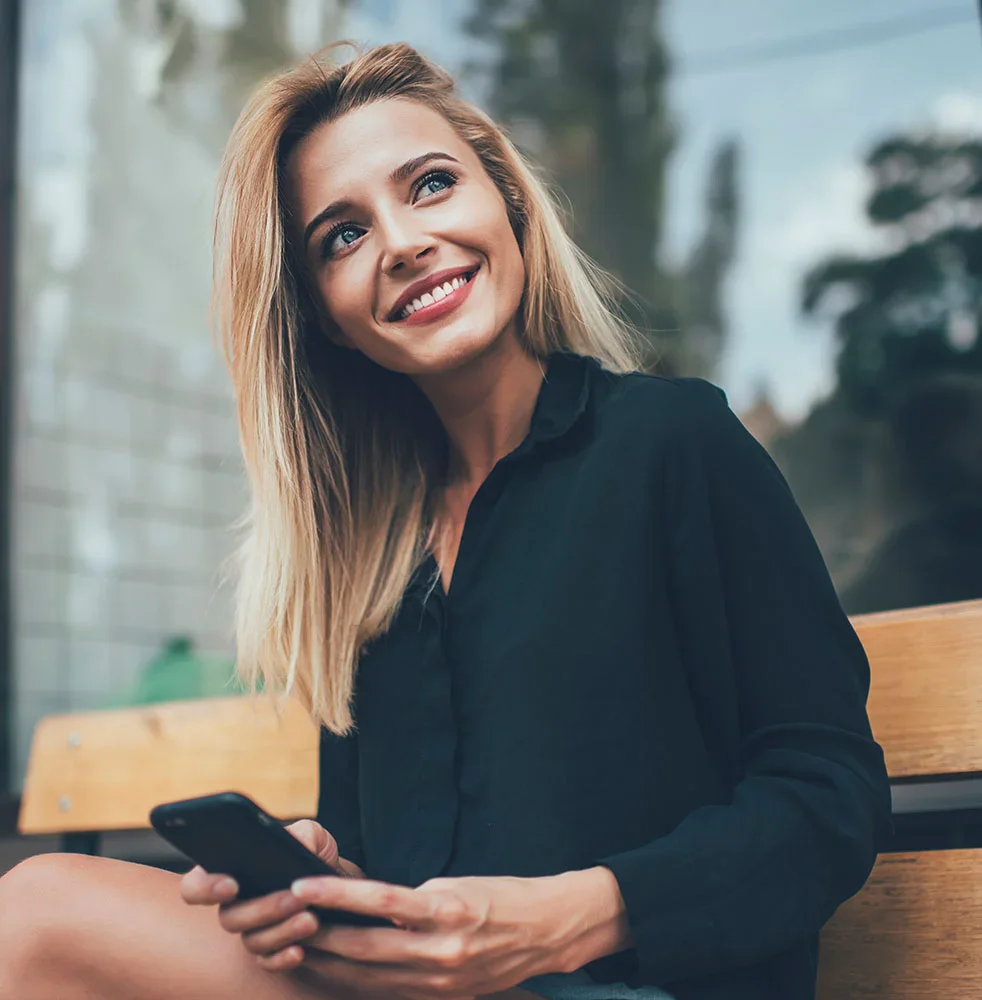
[317,351,892,1000]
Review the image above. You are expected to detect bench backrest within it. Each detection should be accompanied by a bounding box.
[18,695,319,835]
[854,598,982,778]
[817,598,982,998]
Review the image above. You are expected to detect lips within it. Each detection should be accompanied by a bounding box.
[387,265,480,322]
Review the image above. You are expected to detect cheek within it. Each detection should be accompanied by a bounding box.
[466,198,524,295]
[317,266,370,333]
[494,218,525,301]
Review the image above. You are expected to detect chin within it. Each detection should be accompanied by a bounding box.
[399,324,505,376]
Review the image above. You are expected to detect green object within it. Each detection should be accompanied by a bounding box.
[111,637,248,708]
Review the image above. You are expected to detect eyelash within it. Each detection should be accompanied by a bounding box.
[318,168,460,261]
[413,168,459,200]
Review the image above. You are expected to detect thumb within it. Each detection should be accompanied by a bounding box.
[286,819,340,868]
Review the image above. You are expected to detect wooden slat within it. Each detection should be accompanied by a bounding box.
[818,850,982,999]
[17,696,319,835]
[852,599,982,778]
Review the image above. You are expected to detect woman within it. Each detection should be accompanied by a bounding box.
[0,42,891,1000]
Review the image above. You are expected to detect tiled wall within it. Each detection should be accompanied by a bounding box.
[6,1,344,790]
[10,322,246,784]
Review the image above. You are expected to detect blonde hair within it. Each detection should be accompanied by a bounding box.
[214,42,644,734]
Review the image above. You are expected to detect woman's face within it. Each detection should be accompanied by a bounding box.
[287,98,526,376]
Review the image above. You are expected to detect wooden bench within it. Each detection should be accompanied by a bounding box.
[817,598,982,999]
[16,599,982,995]
[17,694,319,855]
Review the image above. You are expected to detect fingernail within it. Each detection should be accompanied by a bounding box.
[291,879,313,897]
[215,877,238,896]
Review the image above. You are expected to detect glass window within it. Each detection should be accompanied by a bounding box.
[8,0,981,788]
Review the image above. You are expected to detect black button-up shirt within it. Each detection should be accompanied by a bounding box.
[317,351,892,1000]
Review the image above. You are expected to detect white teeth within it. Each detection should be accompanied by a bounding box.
[397,272,475,319]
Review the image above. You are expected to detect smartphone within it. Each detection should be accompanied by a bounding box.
[149,791,391,928]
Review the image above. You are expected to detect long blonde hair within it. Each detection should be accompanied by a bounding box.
[214,42,644,734]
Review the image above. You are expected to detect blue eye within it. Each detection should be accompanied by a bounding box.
[321,222,364,260]
[316,169,457,261]
[414,169,458,201]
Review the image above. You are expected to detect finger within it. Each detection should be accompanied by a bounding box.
[180,866,239,906]
[241,909,320,957]
[306,924,441,966]
[255,945,306,973]
[291,878,459,930]
[286,819,339,865]
[286,819,319,852]
[218,889,308,934]
[290,949,450,997]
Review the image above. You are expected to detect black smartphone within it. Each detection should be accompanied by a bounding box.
[149,791,390,928]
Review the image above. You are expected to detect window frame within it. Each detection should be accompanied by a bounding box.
[0,0,22,808]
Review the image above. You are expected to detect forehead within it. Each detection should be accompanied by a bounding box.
[287,99,475,218]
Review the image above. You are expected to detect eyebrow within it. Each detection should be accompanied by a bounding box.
[302,151,462,250]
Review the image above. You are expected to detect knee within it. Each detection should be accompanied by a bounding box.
[0,854,85,986]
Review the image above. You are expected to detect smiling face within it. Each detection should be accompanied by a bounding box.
[286,98,527,377]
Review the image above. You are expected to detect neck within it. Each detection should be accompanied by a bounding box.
[413,331,546,489]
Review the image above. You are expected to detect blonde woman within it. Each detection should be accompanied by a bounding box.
[0,43,891,1000]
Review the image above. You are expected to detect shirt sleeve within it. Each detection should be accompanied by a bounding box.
[316,726,366,872]
[597,378,893,985]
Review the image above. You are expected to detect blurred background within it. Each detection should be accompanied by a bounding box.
[0,0,980,805]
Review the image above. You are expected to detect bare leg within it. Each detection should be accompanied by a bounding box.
[0,853,538,1000]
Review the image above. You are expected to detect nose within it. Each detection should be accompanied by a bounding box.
[378,210,436,275]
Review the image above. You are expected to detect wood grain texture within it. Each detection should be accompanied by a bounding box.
[852,598,982,778]
[17,696,319,834]
[818,850,982,999]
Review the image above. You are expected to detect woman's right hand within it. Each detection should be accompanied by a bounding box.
[180,818,366,971]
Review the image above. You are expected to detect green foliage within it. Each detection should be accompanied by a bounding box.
[802,133,982,414]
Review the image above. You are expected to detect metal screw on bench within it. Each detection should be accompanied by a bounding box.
[67,732,81,748]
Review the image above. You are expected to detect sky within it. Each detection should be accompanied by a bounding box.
[351,0,982,422]
[661,0,982,419]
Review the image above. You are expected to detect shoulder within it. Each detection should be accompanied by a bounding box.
[585,364,779,498]
[590,365,735,449]
[612,370,728,413]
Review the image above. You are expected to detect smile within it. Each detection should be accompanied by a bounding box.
[390,267,479,325]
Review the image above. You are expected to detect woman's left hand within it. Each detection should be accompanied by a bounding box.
[235,868,630,999]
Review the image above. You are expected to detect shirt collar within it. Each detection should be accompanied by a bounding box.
[405,352,596,601]
[516,350,595,455]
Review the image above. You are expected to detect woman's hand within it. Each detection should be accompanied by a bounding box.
[180,818,366,966]
[237,867,632,1000]
[284,818,367,879]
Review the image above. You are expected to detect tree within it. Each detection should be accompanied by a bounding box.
[675,139,740,378]
[802,134,982,415]
[466,0,739,376]
[775,131,982,601]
